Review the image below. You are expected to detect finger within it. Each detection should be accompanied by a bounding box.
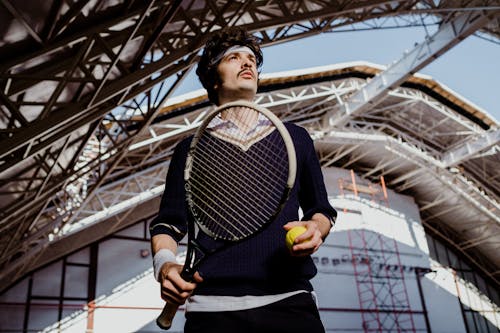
[290,247,314,257]
[294,229,314,243]
[293,232,322,252]
[160,280,191,304]
[167,270,198,293]
[292,239,321,256]
[193,271,204,283]
[160,264,198,297]
[283,221,303,231]
[294,224,318,243]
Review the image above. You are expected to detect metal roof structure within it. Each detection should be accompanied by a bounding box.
[0,1,499,292]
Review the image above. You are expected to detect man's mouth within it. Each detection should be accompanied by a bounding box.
[239,70,254,79]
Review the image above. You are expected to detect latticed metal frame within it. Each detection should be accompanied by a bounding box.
[0,0,499,292]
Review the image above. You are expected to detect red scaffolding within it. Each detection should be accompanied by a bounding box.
[339,170,416,332]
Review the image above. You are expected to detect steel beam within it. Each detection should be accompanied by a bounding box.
[0,0,426,168]
[326,9,499,127]
[442,129,500,167]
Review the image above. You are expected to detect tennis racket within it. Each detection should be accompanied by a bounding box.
[156,100,297,330]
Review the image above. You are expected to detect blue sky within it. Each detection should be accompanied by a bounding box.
[174,27,500,122]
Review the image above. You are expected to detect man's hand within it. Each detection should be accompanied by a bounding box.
[152,234,203,305]
[283,221,322,256]
[283,213,332,256]
[159,262,203,305]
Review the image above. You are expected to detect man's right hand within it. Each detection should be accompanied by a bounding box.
[159,262,203,304]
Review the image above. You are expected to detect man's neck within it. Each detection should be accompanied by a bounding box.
[218,96,254,106]
[218,99,258,133]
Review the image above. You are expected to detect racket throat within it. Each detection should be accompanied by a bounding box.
[182,240,206,281]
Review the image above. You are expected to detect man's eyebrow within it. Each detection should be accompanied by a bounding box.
[246,53,256,61]
[223,51,256,60]
[224,51,241,58]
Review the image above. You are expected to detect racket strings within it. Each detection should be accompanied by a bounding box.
[189,168,280,229]
[195,132,289,198]
[188,118,290,240]
[191,141,287,238]
[196,128,289,195]
[189,159,277,235]
[187,188,254,238]
[197,131,289,198]
[192,139,285,210]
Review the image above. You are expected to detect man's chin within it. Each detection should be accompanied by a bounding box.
[239,82,257,93]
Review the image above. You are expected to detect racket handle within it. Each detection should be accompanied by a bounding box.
[156,301,180,330]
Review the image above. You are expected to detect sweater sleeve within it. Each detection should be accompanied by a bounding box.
[297,128,337,223]
[149,137,192,243]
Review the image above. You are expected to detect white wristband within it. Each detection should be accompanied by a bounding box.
[153,249,177,282]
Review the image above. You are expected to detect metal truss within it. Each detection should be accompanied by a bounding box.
[58,160,171,237]
[318,129,499,222]
[311,82,500,285]
[1,0,500,290]
[0,0,423,276]
[0,160,171,284]
[326,8,500,127]
[442,129,500,167]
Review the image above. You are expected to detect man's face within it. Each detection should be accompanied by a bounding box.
[215,48,258,104]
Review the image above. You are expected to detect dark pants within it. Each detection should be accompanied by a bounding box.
[184,292,325,333]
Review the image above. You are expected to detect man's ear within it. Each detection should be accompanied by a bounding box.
[213,74,221,91]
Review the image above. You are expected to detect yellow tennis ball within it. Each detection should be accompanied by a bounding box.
[285,226,308,250]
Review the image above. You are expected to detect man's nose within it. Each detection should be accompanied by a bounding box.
[241,57,253,68]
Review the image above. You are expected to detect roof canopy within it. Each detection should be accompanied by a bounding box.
[1,0,499,291]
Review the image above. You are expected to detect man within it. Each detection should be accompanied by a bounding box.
[150,27,336,333]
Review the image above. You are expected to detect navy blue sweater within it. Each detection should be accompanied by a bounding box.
[150,123,336,296]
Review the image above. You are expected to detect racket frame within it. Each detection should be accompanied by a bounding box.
[157,100,296,329]
[182,100,296,277]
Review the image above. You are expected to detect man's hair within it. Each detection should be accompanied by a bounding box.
[196,27,263,105]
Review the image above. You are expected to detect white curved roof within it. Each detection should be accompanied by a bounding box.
[1,1,499,292]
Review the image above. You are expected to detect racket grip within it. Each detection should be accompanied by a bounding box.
[156,301,180,330]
